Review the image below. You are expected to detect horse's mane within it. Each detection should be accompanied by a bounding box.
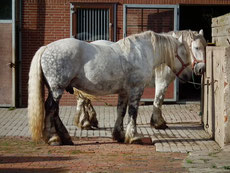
[118,31,179,72]
[169,30,207,47]
[150,31,178,72]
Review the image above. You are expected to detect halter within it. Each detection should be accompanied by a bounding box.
[190,48,205,69]
[175,53,190,77]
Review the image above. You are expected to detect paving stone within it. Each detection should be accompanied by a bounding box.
[0,103,220,155]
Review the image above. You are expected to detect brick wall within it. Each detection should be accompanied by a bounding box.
[21,0,230,106]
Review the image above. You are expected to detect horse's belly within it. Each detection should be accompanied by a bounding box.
[73,59,125,95]
[73,78,122,96]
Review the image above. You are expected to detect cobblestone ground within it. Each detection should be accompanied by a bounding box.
[0,103,222,172]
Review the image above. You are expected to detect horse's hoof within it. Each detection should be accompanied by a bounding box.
[49,141,62,146]
[91,120,98,129]
[125,134,144,144]
[129,137,143,144]
[62,140,74,145]
[112,129,125,143]
[48,136,62,146]
[152,123,168,130]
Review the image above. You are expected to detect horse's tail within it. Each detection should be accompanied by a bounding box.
[28,46,46,142]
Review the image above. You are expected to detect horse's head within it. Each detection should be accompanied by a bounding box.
[190,30,207,75]
[172,30,207,81]
[173,34,192,81]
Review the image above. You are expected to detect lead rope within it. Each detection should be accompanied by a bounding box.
[192,72,201,90]
[177,75,217,86]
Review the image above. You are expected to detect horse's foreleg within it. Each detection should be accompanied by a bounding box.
[125,87,144,144]
[151,87,168,129]
[150,67,175,129]
[112,93,128,143]
[43,92,73,145]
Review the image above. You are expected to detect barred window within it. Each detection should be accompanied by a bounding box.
[71,3,116,42]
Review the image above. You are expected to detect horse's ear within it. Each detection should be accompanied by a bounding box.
[172,32,177,38]
[178,35,183,43]
[199,29,204,36]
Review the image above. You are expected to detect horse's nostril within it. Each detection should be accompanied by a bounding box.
[198,66,206,74]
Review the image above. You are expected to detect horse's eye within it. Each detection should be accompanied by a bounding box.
[195,47,199,50]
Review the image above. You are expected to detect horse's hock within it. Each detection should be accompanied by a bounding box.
[203,12,230,148]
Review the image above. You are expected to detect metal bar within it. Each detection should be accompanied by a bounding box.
[107,9,109,40]
[101,9,103,40]
[0,20,12,23]
[86,9,87,40]
[124,4,178,9]
[174,5,179,31]
[114,4,117,41]
[103,9,105,40]
[70,3,74,37]
[123,5,127,38]
[80,9,83,39]
[92,9,94,41]
[83,9,85,40]
[95,9,97,40]
[89,9,91,41]
[98,9,101,40]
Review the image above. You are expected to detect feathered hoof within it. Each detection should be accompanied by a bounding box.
[47,135,74,146]
[125,134,144,144]
[47,135,62,146]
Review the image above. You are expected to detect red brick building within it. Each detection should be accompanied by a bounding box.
[1,0,230,107]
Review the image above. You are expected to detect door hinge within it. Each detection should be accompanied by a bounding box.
[8,62,15,68]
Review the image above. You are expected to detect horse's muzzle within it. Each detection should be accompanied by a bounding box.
[194,62,206,75]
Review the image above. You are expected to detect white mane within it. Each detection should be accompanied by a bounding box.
[118,31,180,72]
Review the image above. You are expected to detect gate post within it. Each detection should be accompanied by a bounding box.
[203,46,230,148]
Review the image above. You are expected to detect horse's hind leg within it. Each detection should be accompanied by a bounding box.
[43,92,73,145]
[112,92,128,143]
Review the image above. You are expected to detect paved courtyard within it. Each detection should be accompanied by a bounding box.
[0,103,220,153]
